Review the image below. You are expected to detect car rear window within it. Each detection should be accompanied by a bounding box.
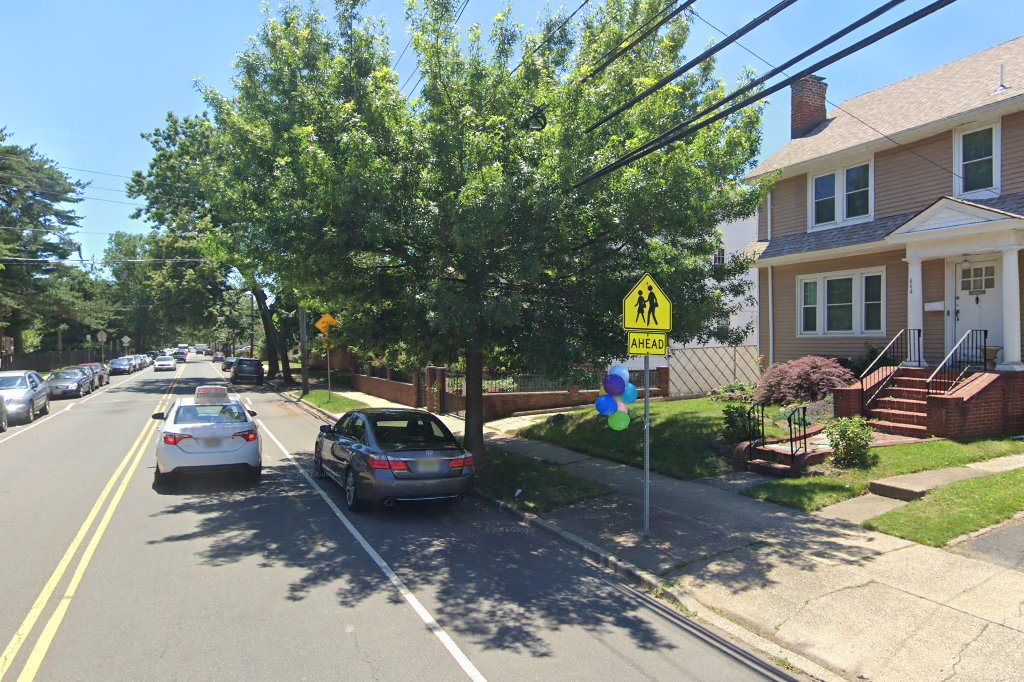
[49,371,81,380]
[235,359,261,367]
[173,404,249,425]
[0,376,27,389]
[370,414,459,449]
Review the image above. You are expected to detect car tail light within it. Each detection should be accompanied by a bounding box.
[368,455,409,471]
[163,433,193,446]
[449,455,475,469]
[232,429,258,442]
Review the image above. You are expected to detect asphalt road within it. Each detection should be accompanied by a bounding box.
[0,357,793,681]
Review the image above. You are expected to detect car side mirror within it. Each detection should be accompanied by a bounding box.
[247,410,257,417]
[151,412,165,420]
[319,424,332,434]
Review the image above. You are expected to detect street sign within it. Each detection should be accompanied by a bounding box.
[622,274,672,332]
[97,330,108,343]
[121,335,131,345]
[627,331,668,356]
[314,313,339,335]
[85,333,92,342]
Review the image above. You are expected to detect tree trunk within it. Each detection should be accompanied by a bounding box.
[252,288,280,378]
[278,304,294,383]
[298,306,310,396]
[464,349,485,457]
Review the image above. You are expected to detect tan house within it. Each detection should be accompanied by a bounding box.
[748,36,1024,438]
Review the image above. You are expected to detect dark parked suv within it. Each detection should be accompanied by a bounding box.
[230,358,264,385]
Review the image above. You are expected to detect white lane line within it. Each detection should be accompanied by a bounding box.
[256,420,486,682]
[0,368,156,447]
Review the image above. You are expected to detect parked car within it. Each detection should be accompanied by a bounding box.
[212,352,224,362]
[74,364,100,391]
[46,368,93,398]
[221,357,237,371]
[78,362,109,386]
[313,408,475,512]
[109,358,133,375]
[0,370,50,423]
[135,354,151,368]
[230,358,264,385]
[172,351,187,363]
[0,399,8,432]
[151,385,261,483]
[153,356,176,371]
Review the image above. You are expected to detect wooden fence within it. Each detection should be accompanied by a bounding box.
[668,345,760,397]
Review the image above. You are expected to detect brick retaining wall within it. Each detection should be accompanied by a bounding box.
[351,374,418,407]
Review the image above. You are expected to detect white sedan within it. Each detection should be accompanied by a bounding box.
[152,386,261,483]
[153,356,177,371]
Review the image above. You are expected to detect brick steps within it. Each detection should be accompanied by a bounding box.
[868,407,928,426]
[867,419,929,438]
[874,397,927,412]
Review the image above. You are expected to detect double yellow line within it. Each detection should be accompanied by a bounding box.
[0,369,183,681]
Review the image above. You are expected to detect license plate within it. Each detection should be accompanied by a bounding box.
[416,460,442,474]
[202,438,222,448]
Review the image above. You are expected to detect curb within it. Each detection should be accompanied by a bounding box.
[475,490,844,682]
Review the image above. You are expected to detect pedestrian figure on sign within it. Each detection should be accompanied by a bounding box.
[646,286,659,326]
[633,290,647,324]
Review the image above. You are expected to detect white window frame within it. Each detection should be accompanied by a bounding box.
[954,121,1001,199]
[807,160,874,231]
[712,248,726,266]
[796,266,886,337]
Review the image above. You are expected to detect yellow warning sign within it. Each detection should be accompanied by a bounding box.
[622,274,672,332]
[314,313,339,335]
[627,331,668,356]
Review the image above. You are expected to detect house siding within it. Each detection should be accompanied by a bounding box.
[874,131,953,219]
[922,259,946,364]
[769,250,907,364]
[769,174,807,238]
[757,198,768,240]
[759,268,770,357]
[1003,111,1024,195]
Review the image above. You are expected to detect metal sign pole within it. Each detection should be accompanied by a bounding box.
[643,355,651,540]
[326,338,332,403]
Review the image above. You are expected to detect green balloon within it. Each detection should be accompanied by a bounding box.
[608,411,630,431]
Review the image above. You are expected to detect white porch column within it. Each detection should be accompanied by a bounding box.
[906,257,924,366]
[998,247,1024,370]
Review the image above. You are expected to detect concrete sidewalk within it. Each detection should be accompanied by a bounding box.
[302,388,1024,680]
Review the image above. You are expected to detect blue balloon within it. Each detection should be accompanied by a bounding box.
[621,383,638,404]
[595,395,618,416]
[609,364,630,382]
[603,374,626,397]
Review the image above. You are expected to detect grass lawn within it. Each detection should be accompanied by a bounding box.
[296,389,367,414]
[863,468,1024,546]
[742,438,1024,512]
[475,449,613,513]
[518,398,785,481]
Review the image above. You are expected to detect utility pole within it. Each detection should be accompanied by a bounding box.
[249,292,256,359]
[298,305,310,396]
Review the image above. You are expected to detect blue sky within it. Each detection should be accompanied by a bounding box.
[2,0,1021,261]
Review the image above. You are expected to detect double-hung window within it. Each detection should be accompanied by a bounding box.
[797,268,884,336]
[956,124,999,196]
[811,162,872,228]
[712,248,726,266]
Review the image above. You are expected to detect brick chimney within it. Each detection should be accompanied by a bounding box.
[791,75,827,138]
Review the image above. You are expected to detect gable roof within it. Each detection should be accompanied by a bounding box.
[748,35,1024,180]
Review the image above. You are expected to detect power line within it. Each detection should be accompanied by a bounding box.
[0,181,145,208]
[584,0,801,134]
[509,0,592,77]
[576,0,960,186]
[581,0,695,84]
[0,257,208,264]
[590,0,910,179]
[401,0,469,96]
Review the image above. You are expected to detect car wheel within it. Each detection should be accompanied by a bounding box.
[313,445,326,479]
[344,468,362,513]
[0,410,7,432]
[247,466,262,484]
[25,401,34,423]
[153,463,169,486]
[39,398,49,415]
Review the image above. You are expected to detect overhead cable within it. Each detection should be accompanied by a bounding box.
[510,0,592,76]
[581,0,696,84]
[584,0,801,133]
[575,0,959,186]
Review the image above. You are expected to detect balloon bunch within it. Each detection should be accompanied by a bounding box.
[595,364,638,431]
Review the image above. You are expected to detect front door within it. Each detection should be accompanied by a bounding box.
[954,260,1001,348]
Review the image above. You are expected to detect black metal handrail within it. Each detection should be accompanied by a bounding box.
[860,328,922,412]
[744,404,765,459]
[786,406,808,458]
[926,329,987,394]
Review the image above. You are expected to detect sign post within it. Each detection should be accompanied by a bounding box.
[622,274,672,541]
[97,330,107,363]
[314,314,340,403]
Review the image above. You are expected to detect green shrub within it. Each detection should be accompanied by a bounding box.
[824,417,876,468]
[709,380,755,403]
[777,404,811,427]
[722,402,757,442]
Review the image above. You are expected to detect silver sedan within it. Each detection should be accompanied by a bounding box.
[0,370,50,424]
[313,408,475,512]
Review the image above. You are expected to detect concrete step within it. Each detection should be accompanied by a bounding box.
[775,451,828,467]
[747,459,798,478]
[869,420,930,438]
[869,468,990,501]
[814,493,909,524]
[868,408,928,426]
[873,397,927,412]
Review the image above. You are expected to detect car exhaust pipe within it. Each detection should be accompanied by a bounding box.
[383,498,396,508]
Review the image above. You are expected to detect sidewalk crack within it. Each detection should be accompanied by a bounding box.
[940,623,989,682]
[774,579,876,633]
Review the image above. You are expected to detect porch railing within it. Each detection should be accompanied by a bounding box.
[860,328,922,411]
[926,329,987,394]
[786,405,809,459]
[744,404,765,459]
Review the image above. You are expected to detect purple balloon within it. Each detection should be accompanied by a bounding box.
[595,395,618,416]
[603,374,626,397]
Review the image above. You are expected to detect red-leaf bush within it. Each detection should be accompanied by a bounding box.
[754,356,855,405]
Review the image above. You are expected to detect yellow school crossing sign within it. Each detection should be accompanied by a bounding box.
[623,274,671,357]
[314,313,339,335]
